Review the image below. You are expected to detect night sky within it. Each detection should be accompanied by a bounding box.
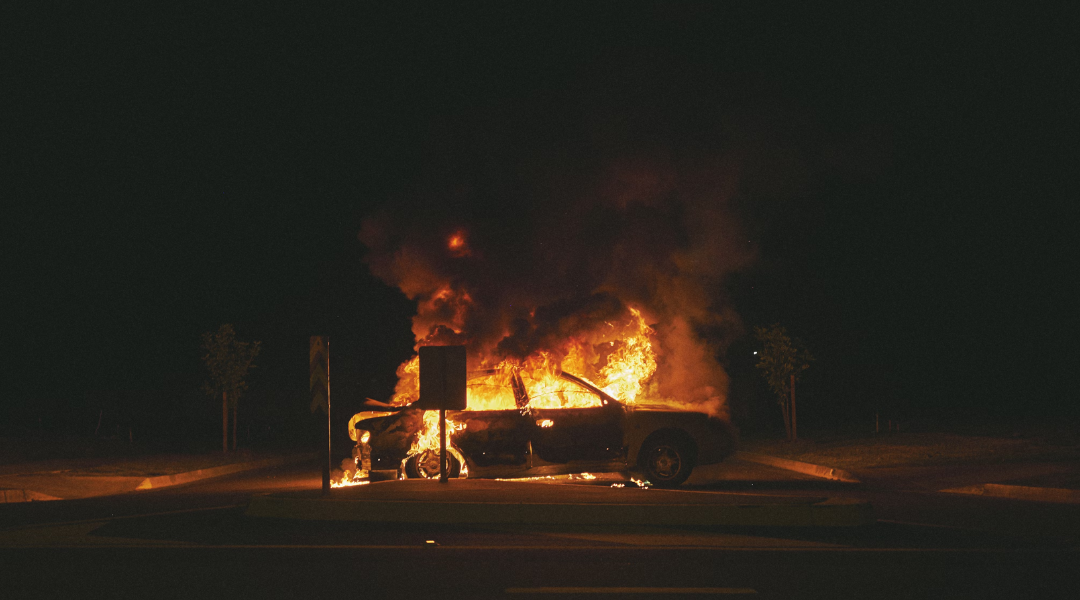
[4,4,1075,445]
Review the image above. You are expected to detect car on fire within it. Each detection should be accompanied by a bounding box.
[348,369,736,488]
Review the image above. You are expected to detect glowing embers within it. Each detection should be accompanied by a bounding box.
[331,477,370,488]
[496,472,633,485]
[610,478,651,489]
[447,230,471,257]
[537,419,554,428]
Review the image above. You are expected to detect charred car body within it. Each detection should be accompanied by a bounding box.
[349,369,736,487]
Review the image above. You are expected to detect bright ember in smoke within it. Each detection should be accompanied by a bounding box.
[447,230,470,257]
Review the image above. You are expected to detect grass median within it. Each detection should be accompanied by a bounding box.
[0,436,292,478]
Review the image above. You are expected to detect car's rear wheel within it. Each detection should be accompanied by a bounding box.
[405,449,462,479]
[641,438,695,488]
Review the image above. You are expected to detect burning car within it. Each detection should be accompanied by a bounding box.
[347,367,736,488]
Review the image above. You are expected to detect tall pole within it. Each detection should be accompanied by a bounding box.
[439,408,448,483]
[323,339,331,494]
[790,373,797,441]
[222,391,228,453]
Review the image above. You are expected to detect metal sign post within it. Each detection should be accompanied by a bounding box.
[439,408,447,483]
[417,345,467,484]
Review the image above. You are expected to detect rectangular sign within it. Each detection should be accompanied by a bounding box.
[415,345,467,410]
[309,336,329,415]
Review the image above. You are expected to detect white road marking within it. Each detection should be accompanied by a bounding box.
[876,518,984,531]
[505,587,757,594]
[1,541,1068,552]
[534,529,842,548]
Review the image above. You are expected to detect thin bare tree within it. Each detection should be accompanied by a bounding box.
[201,324,261,452]
[754,324,813,440]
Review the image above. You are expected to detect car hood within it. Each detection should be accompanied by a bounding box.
[629,402,710,414]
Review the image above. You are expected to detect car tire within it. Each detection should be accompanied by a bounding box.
[640,437,695,488]
[404,449,462,479]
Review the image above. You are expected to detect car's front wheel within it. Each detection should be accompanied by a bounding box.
[641,438,695,488]
[404,449,463,479]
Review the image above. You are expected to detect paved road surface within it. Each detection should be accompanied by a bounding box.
[1,460,1077,599]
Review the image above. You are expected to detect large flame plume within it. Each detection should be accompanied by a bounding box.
[388,305,656,412]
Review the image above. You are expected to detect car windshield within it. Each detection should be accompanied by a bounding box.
[465,370,518,411]
[464,370,605,410]
[521,374,603,409]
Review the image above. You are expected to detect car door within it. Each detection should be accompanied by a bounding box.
[523,374,624,463]
[450,370,532,467]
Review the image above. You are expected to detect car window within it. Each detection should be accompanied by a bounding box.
[465,371,518,411]
[521,374,603,409]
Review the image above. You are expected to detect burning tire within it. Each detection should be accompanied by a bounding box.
[640,435,696,488]
[404,449,464,479]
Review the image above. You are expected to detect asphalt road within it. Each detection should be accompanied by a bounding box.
[2,460,1077,599]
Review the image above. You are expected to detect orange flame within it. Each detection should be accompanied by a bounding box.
[392,307,662,453]
[409,409,466,456]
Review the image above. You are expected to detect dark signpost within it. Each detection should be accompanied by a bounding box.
[416,345,467,483]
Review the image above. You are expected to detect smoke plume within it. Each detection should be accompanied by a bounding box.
[359,151,755,417]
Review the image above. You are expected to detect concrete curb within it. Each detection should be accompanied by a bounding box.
[0,489,62,503]
[940,483,1080,504]
[735,452,860,483]
[135,454,316,490]
[245,494,873,527]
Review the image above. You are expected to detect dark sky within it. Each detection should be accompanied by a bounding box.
[4,4,1075,439]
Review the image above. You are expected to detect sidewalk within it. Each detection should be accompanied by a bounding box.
[740,432,1080,504]
[741,452,1080,504]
